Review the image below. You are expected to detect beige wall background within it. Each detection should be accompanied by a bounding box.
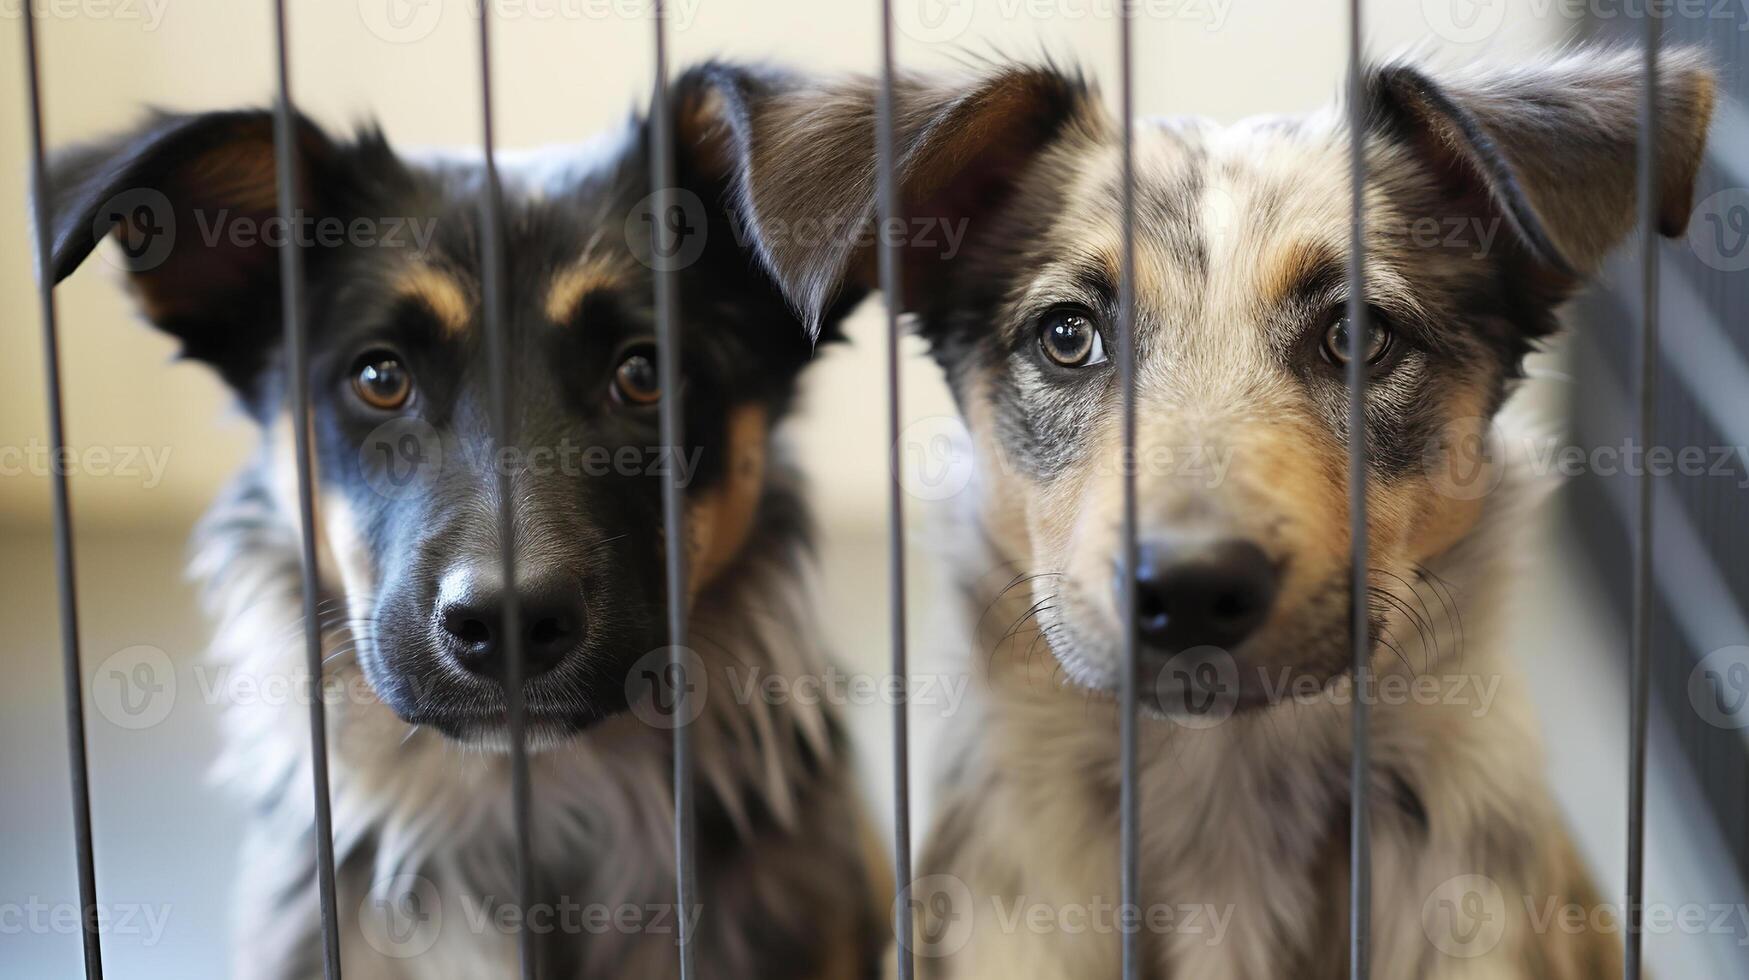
[0,0,1566,532]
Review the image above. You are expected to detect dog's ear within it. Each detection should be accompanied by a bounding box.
[43,110,374,393]
[1369,47,1715,296]
[673,62,1095,338]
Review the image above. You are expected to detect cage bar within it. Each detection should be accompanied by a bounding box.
[1115,4,1141,980]
[473,8,538,978]
[20,7,104,979]
[648,2,698,976]
[1625,14,1661,980]
[1345,1,1372,977]
[873,2,916,976]
[268,3,344,977]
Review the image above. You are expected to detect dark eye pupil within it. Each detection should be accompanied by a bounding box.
[1329,318,1385,364]
[616,352,661,403]
[622,356,655,390]
[1046,316,1091,361]
[362,360,402,393]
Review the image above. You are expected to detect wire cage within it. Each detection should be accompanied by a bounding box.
[13,2,1699,979]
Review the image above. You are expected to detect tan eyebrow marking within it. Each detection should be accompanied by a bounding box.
[1260,239,1341,308]
[545,259,627,324]
[394,265,473,335]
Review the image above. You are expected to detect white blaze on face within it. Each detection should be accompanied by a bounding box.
[266,410,380,633]
[1198,178,1243,264]
[321,493,378,625]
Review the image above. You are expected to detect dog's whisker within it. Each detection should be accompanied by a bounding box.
[974,568,1065,642]
[1367,588,1429,654]
[1373,626,1416,675]
[1412,562,1466,662]
[1367,583,1440,669]
[1003,596,1055,644]
[1373,569,1441,653]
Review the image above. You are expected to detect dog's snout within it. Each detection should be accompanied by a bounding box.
[437,565,585,680]
[1128,537,1278,654]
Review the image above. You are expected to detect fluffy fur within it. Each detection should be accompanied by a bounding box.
[696,48,1717,978]
[911,411,1612,979]
[45,63,889,979]
[194,458,880,978]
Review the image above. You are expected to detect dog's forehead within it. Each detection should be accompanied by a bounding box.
[1144,114,1354,277]
[1195,118,1360,306]
[1017,115,1358,326]
[372,144,647,338]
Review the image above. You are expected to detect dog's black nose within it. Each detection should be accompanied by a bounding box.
[1128,537,1278,653]
[437,566,585,680]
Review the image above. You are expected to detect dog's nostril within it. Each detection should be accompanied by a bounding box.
[529,615,572,647]
[1128,537,1279,653]
[435,566,587,681]
[451,615,492,647]
[1138,592,1169,622]
[1211,592,1251,621]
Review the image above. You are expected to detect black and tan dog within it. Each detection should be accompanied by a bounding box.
[44,64,888,979]
[695,49,1717,978]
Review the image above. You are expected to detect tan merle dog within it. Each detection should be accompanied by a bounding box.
[695,49,1716,978]
[43,64,888,979]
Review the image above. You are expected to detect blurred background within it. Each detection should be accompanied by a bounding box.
[2,0,1745,976]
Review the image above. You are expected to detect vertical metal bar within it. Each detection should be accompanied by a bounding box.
[20,9,103,979]
[874,2,915,976]
[269,4,344,977]
[474,9,536,979]
[1625,15,1660,980]
[1345,1,1372,977]
[1116,5,1141,980]
[649,3,696,976]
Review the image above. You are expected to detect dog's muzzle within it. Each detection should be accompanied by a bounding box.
[434,561,589,682]
[1123,535,1280,655]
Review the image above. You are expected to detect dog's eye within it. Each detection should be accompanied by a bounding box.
[613,346,661,406]
[1038,309,1107,368]
[352,352,413,411]
[1322,314,1392,367]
